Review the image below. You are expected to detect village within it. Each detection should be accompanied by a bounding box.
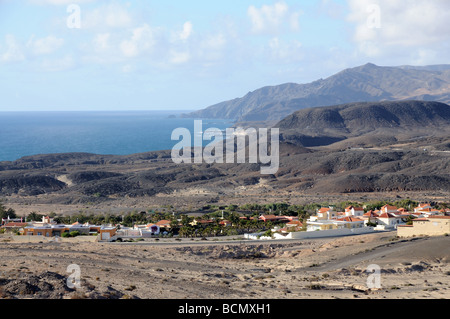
[1,201,449,243]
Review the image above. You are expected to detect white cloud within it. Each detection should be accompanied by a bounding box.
[347,0,450,62]
[248,1,301,34]
[268,37,303,61]
[40,54,75,71]
[83,3,133,29]
[203,33,227,51]
[93,33,111,52]
[169,50,190,65]
[27,35,64,55]
[28,0,94,5]
[179,21,193,42]
[1,34,25,62]
[319,0,346,19]
[122,64,134,73]
[120,24,157,58]
[195,33,228,65]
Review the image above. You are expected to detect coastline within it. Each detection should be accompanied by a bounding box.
[0,111,234,163]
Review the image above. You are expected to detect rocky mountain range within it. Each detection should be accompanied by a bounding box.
[1,63,450,210]
[183,63,450,122]
[1,101,449,209]
[278,100,450,148]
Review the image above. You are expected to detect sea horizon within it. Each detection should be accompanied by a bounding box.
[0,110,234,162]
[0,109,196,113]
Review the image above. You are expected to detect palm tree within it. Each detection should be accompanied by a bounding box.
[0,202,16,220]
[26,212,43,222]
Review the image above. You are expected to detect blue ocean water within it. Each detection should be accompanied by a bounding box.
[0,111,234,162]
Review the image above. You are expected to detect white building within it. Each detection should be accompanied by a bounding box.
[414,203,433,213]
[309,207,338,222]
[345,206,365,217]
[380,205,398,215]
[307,216,365,231]
[133,223,161,237]
[376,212,402,229]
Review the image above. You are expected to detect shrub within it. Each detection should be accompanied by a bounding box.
[69,231,80,237]
[262,229,273,238]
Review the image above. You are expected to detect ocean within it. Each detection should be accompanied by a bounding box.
[0,111,234,162]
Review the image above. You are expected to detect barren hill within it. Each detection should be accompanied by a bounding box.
[0,144,448,208]
[1,101,449,209]
[183,63,450,122]
[277,100,450,147]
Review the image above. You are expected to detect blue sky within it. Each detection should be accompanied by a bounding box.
[1,0,449,111]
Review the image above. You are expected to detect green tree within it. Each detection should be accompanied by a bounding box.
[180,215,193,227]
[262,229,273,238]
[393,199,418,211]
[53,216,70,224]
[26,212,43,222]
[170,219,180,230]
[228,212,240,225]
[0,201,16,220]
[405,215,417,226]
[364,200,392,211]
[179,226,195,238]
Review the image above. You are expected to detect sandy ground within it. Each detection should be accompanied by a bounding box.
[0,232,449,300]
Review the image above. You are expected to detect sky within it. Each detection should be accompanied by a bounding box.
[0,0,449,111]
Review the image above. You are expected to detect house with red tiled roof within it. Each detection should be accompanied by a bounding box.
[277,220,304,234]
[363,210,379,217]
[307,215,365,231]
[413,207,440,217]
[259,214,277,222]
[414,203,433,213]
[335,217,365,229]
[1,216,24,225]
[28,215,57,228]
[380,205,398,215]
[285,220,303,230]
[0,222,28,233]
[362,210,379,225]
[315,207,337,220]
[219,220,232,227]
[156,220,172,228]
[282,216,299,222]
[259,215,289,223]
[189,219,214,227]
[345,206,365,217]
